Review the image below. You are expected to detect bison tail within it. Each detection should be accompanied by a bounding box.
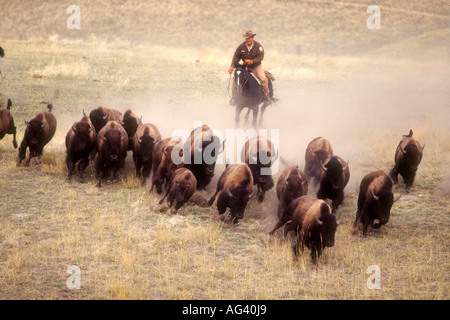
[47,103,53,112]
[402,129,413,138]
[7,99,12,110]
[0,47,4,58]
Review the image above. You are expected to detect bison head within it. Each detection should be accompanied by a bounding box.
[399,143,424,173]
[103,129,124,163]
[137,135,155,162]
[173,176,193,210]
[226,187,253,221]
[285,170,308,200]
[370,189,401,225]
[315,203,340,248]
[321,157,348,190]
[25,119,46,147]
[119,114,141,140]
[73,122,94,152]
[89,109,109,133]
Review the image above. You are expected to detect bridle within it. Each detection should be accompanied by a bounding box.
[234,66,249,93]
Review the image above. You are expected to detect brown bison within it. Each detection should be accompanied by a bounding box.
[17,103,57,166]
[317,155,350,213]
[89,106,122,134]
[208,164,254,223]
[65,114,96,182]
[133,123,161,183]
[0,99,17,149]
[281,195,340,264]
[95,121,128,187]
[304,137,333,186]
[354,170,402,236]
[389,130,424,193]
[268,166,308,235]
[241,135,278,203]
[151,137,184,194]
[119,109,142,151]
[159,168,197,211]
[183,125,225,190]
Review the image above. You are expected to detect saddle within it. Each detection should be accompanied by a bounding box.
[249,70,275,86]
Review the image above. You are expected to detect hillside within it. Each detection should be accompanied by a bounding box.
[1,0,448,55]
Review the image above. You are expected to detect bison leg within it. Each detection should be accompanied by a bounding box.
[216,192,228,215]
[244,108,251,123]
[9,122,17,149]
[78,157,89,183]
[331,192,344,213]
[353,210,361,228]
[269,210,292,235]
[259,104,267,127]
[17,140,28,166]
[66,158,75,181]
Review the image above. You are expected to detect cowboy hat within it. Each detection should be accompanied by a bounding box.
[242,30,256,38]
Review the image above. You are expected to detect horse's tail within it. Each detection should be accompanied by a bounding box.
[0,47,4,58]
[268,80,279,103]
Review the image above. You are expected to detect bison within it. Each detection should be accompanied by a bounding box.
[158,168,197,211]
[119,109,142,151]
[151,137,184,194]
[389,129,424,193]
[207,164,254,223]
[183,125,225,190]
[304,137,333,186]
[317,155,350,213]
[133,123,161,184]
[95,121,128,187]
[65,114,96,182]
[0,99,18,149]
[17,103,57,166]
[241,135,278,202]
[268,166,308,235]
[89,106,122,134]
[353,170,402,236]
[282,195,340,264]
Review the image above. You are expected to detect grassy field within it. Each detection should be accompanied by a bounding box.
[0,1,449,300]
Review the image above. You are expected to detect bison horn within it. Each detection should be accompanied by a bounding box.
[72,124,77,133]
[226,188,233,198]
[285,180,289,187]
[420,143,425,154]
[315,217,323,226]
[137,136,142,144]
[103,111,110,120]
[25,121,30,127]
[400,144,406,155]
[138,116,142,126]
[250,152,258,164]
[342,160,348,171]
[393,193,402,203]
[371,189,380,201]
[41,122,46,128]
[336,218,343,226]
[83,109,87,117]
[119,118,125,126]
[320,161,328,172]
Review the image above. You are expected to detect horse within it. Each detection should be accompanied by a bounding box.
[232,63,274,128]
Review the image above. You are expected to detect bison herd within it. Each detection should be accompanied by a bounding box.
[0,100,425,264]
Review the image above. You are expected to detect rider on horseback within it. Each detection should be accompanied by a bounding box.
[228,31,272,107]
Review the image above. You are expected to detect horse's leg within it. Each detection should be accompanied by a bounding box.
[235,105,243,128]
[244,108,251,123]
[252,105,259,128]
[259,103,268,127]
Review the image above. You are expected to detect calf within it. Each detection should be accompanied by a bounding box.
[354,170,401,236]
[133,123,161,184]
[17,103,57,166]
[65,115,96,182]
[0,99,18,148]
[283,195,340,264]
[95,121,128,187]
[317,155,350,213]
[159,168,197,211]
[207,164,254,223]
[389,129,424,192]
